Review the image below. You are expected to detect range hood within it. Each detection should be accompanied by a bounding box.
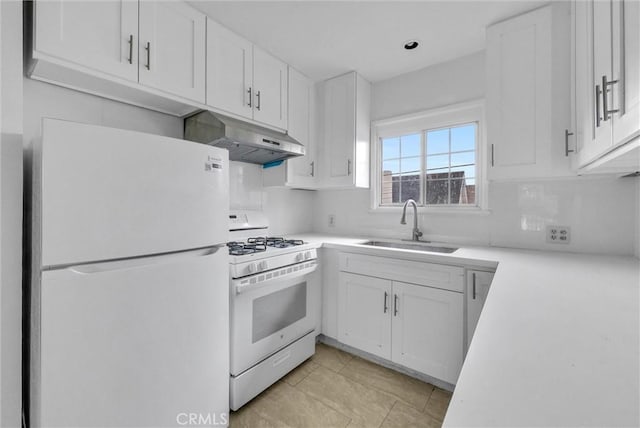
[184,111,304,165]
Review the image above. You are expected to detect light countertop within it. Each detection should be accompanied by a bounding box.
[291,233,640,427]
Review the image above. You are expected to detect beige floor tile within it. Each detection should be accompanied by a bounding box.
[296,366,396,427]
[229,404,284,428]
[423,388,452,422]
[250,381,351,428]
[340,357,434,411]
[380,401,441,428]
[282,359,319,386]
[311,343,354,372]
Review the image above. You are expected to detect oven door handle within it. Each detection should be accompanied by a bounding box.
[234,261,317,295]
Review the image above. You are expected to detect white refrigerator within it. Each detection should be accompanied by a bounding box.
[30,119,230,427]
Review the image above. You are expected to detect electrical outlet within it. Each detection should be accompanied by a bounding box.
[546,225,571,244]
[328,214,336,227]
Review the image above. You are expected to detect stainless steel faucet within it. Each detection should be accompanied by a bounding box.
[400,199,423,241]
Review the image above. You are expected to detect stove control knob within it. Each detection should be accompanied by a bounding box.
[296,253,304,262]
[304,251,312,260]
[247,263,257,274]
[258,261,269,271]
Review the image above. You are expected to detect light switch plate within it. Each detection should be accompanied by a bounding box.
[328,214,336,227]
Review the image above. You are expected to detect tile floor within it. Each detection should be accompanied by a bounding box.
[230,343,452,428]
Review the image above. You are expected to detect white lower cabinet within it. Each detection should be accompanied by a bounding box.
[465,270,494,352]
[337,252,464,385]
[392,281,463,384]
[338,273,392,359]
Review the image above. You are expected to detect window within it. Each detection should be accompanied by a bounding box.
[373,101,484,210]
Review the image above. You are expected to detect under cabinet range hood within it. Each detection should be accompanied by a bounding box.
[184,111,304,165]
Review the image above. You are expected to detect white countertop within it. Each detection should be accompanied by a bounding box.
[292,233,640,427]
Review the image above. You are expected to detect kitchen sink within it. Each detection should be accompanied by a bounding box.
[361,241,458,253]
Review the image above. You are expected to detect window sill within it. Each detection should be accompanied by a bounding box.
[368,206,491,216]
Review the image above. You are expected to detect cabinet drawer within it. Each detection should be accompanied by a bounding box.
[339,252,464,293]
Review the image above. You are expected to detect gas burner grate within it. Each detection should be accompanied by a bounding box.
[227,241,266,255]
[270,239,305,248]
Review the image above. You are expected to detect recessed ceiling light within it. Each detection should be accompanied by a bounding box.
[404,40,420,50]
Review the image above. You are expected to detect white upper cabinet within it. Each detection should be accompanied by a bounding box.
[138,2,206,104]
[33,1,139,82]
[611,0,640,148]
[206,18,253,120]
[574,0,639,172]
[320,72,371,188]
[30,0,207,114]
[206,19,288,130]
[263,67,317,189]
[486,4,573,180]
[285,68,316,187]
[252,47,288,130]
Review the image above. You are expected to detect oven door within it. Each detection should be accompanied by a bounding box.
[230,261,317,376]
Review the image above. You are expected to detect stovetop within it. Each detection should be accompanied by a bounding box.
[226,237,306,256]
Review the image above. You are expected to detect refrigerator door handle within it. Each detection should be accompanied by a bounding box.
[61,245,225,275]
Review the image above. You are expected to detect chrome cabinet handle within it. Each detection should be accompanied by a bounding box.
[127,34,133,64]
[310,161,315,177]
[595,84,602,127]
[393,294,398,316]
[602,75,619,120]
[491,144,495,167]
[565,129,574,157]
[347,159,352,176]
[383,291,388,313]
[256,90,261,111]
[472,272,477,300]
[144,42,151,70]
[247,87,252,107]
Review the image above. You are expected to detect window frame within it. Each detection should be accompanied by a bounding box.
[370,99,488,213]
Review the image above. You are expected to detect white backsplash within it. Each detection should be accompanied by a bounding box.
[312,176,639,256]
[229,161,315,236]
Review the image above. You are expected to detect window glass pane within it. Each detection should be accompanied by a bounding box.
[451,151,475,168]
[426,154,449,173]
[451,124,476,152]
[382,137,400,160]
[426,129,449,154]
[401,134,421,157]
[382,159,399,175]
[450,165,475,179]
[449,179,475,205]
[380,171,396,204]
[400,177,421,203]
[400,156,420,174]
[425,179,449,204]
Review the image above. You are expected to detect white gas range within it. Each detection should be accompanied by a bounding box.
[227,211,317,411]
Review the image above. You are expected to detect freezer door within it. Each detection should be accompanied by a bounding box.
[37,119,229,267]
[33,248,229,427]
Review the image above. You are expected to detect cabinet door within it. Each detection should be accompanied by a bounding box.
[286,68,316,186]
[323,73,356,187]
[486,5,561,179]
[612,0,640,146]
[206,18,253,119]
[34,1,138,82]
[391,282,463,385]
[338,273,391,359]
[465,271,494,352]
[138,2,206,103]
[253,47,288,129]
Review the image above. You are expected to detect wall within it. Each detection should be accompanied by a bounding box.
[229,161,315,235]
[313,51,640,256]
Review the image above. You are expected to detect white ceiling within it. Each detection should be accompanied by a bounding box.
[189,0,547,83]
